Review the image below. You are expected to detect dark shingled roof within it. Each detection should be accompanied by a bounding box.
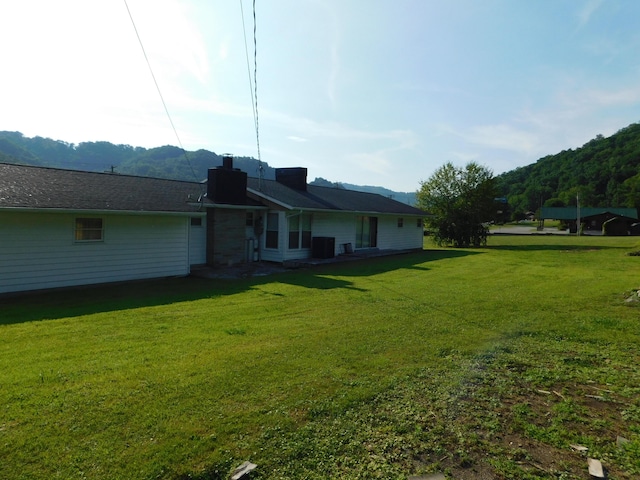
[0,163,204,213]
[247,177,425,216]
[0,163,426,216]
[540,206,638,220]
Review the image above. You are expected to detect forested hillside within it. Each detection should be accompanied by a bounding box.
[0,131,417,203]
[4,122,639,213]
[0,131,276,181]
[496,122,640,218]
[311,177,416,205]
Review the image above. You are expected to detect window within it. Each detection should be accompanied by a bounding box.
[75,218,103,242]
[246,212,254,227]
[266,213,279,249]
[397,218,404,228]
[288,215,300,249]
[287,213,312,249]
[190,217,202,226]
[416,218,423,228]
[355,216,378,248]
[301,214,312,248]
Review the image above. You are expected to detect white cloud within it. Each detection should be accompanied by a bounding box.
[582,86,640,107]
[440,122,539,159]
[264,108,417,146]
[127,0,210,83]
[466,124,539,155]
[449,151,480,163]
[347,151,393,176]
[219,40,230,61]
[576,0,605,28]
[327,36,340,109]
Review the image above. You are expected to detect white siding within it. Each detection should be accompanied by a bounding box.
[375,215,424,250]
[314,212,423,252]
[0,211,190,294]
[253,210,423,263]
[312,213,355,255]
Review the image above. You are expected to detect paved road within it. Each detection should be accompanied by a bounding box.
[491,225,570,235]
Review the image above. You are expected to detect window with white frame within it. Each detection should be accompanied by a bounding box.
[75,218,103,242]
[301,214,312,248]
[288,213,312,249]
[288,215,300,249]
[266,212,279,249]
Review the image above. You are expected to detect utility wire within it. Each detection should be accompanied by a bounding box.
[240,0,262,168]
[123,0,199,182]
[252,0,261,166]
[240,1,257,142]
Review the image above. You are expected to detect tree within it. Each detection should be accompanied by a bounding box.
[417,162,497,247]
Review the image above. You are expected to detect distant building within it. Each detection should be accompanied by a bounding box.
[540,207,638,234]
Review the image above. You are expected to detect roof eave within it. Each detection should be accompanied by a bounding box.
[196,201,268,211]
[0,206,205,216]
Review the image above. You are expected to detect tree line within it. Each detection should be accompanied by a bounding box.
[2,122,640,223]
[0,131,275,181]
[0,131,416,202]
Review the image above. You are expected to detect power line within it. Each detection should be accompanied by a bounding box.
[240,1,257,142]
[123,0,199,182]
[240,0,262,168]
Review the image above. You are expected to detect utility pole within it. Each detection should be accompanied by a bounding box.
[576,192,580,236]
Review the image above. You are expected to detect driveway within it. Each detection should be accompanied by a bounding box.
[491,225,569,235]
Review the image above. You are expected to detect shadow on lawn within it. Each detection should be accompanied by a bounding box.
[0,249,479,325]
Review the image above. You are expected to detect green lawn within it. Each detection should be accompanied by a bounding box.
[1,235,639,479]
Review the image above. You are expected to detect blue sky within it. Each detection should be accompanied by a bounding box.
[1,0,639,192]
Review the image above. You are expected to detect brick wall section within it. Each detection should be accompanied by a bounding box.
[206,209,247,266]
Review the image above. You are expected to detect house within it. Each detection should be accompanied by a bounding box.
[245,167,426,263]
[0,160,426,294]
[539,207,638,234]
[0,163,206,294]
[200,160,426,265]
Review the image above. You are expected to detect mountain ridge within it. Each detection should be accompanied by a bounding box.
[0,131,417,205]
[3,121,640,214]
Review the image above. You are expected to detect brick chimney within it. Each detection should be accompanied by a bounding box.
[275,167,307,191]
[207,154,247,204]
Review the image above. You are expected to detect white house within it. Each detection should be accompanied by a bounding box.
[0,163,206,294]
[0,160,426,294]
[241,167,426,263]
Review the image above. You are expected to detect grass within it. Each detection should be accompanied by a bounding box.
[1,235,639,479]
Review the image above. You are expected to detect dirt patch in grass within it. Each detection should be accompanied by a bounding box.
[248,342,639,479]
[418,347,640,480]
[316,342,639,480]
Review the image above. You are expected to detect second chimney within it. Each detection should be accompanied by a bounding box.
[275,167,307,191]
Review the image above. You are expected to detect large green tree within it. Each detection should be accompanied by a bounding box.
[417,162,498,247]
